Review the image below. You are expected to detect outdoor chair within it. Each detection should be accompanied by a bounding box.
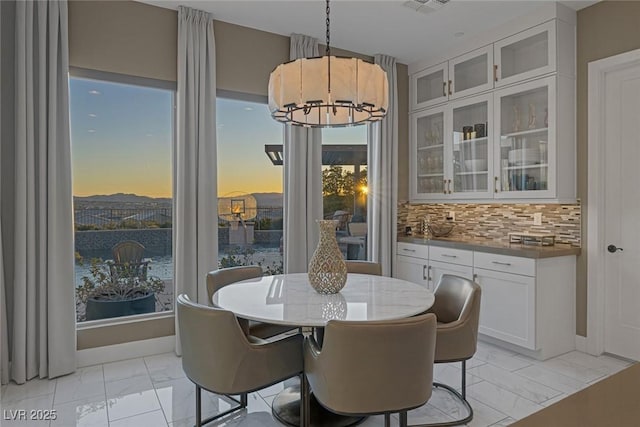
[108,240,150,281]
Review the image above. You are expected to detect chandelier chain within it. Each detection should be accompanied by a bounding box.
[326,0,330,56]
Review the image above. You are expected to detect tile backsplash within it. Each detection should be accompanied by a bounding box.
[398,202,581,247]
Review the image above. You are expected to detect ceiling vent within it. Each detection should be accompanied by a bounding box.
[403,0,451,14]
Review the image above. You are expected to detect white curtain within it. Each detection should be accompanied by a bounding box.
[174,6,218,354]
[283,34,323,273]
[0,0,76,384]
[367,54,398,277]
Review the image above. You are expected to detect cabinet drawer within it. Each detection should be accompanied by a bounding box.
[397,242,429,259]
[429,246,473,266]
[474,252,535,276]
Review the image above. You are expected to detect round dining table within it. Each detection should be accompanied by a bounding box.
[213,272,435,427]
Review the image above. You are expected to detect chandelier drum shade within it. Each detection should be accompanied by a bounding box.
[268,0,389,127]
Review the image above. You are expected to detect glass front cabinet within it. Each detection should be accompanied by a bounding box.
[494,76,555,199]
[411,94,493,200]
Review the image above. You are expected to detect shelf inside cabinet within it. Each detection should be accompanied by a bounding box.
[454,137,488,145]
[501,128,548,139]
[456,171,489,176]
[418,173,444,178]
[504,163,548,170]
[417,144,444,151]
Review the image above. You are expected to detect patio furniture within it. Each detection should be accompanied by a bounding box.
[109,240,150,281]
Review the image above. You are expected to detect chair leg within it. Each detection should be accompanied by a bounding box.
[195,385,202,427]
[461,360,466,400]
[399,411,408,427]
[407,361,473,427]
[240,393,248,407]
[301,374,311,427]
[384,413,391,427]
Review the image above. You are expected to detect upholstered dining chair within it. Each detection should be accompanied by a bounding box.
[207,266,294,339]
[177,294,303,427]
[345,260,382,275]
[416,274,482,427]
[304,313,437,427]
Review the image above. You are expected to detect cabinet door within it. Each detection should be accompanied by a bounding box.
[411,107,448,200]
[494,21,556,88]
[411,62,448,111]
[474,268,536,350]
[449,93,494,198]
[449,45,494,100]
[428,260,473,292]
[395,255,429,288]
[493,76,556,199]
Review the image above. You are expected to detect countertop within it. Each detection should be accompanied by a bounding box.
[397,235,581,259]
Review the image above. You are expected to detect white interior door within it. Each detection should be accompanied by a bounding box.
[603,63,640,361]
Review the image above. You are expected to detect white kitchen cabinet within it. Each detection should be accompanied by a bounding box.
[493,75,574,200]
[474,267,536,349]
[411,62,448,111]
[408,12,576,203]
[429,260,473,291]
[411,46,494,112]
[473,252,576,359]
[411,93,493,201]
[449,45,494,100]
[395,242,429,289]
[494,20,556,88]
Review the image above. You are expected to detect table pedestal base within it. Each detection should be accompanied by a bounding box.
[272,385,365,427]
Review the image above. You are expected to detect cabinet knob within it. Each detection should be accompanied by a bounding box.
[448,80,453,95]
[494,64,498,82]
[494,176,499,193]
[443,179,447,195]
[443,81,447,97]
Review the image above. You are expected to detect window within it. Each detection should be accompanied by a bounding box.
[216,97,284,274]
[70,73,175,323]
[322,127,368,260]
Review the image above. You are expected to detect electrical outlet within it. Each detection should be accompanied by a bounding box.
[533,212,543,226]
[449,211,455,221]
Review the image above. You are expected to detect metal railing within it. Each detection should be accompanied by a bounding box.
[74,206,284,230]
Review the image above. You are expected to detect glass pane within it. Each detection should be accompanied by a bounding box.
[417,69,445,104]
[322,127,368,260]
[416,112,445,194]
[70,77,174,323]
[452,101,489,193]
[499,86,549,192]
[501,31,548,79]
[454,53,488,93]
[217,98,284,275]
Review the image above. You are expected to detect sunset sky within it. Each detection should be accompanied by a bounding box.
[70,78,366,198]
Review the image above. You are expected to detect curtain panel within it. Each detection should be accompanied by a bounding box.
[174,6,218,355]
[283,34,323,273]
[367,55,399,277]
[1,0,76,384]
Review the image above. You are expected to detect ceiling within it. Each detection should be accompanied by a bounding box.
[139,0,597,64]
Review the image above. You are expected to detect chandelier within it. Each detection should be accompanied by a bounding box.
[268,0,388,128]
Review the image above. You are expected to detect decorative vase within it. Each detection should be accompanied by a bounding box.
[308,220,347,294]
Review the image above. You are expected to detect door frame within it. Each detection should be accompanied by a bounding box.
[587,48,640,356]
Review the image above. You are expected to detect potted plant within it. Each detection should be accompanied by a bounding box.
[76,258,165,321]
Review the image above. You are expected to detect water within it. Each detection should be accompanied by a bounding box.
[75,245,283,286]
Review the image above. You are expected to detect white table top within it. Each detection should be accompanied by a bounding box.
[213,273,435,328]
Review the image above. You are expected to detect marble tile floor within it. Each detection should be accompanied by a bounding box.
[0,341,633,427]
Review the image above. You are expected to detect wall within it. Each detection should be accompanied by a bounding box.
[575,0,640,337]
[68,0,410,347]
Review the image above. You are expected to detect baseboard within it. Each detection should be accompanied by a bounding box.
[575,335,588,353]
[76,335,175,367]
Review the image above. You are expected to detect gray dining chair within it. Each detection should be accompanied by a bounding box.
[176,294,303,426]
[207,266,294,339]
[304,313,437,427]
[345,260,382,275]
[414,274,482,427]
